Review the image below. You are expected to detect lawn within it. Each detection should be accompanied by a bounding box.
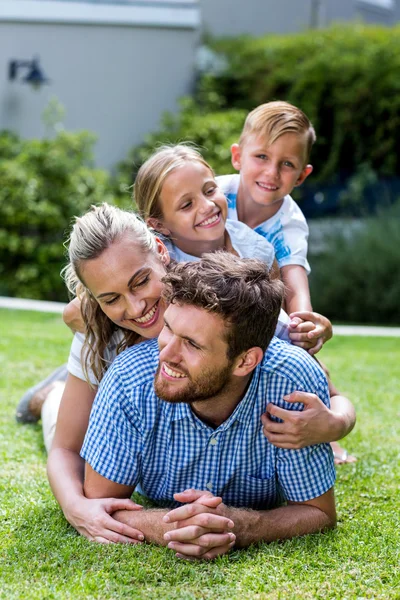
[0,308,399,600]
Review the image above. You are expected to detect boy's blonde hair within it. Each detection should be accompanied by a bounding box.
[239,101,316,163]
[134,144,214,220]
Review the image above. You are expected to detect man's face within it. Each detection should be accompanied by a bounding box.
[154,303,235,404]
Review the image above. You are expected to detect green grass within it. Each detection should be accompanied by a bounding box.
[0,308,399,599]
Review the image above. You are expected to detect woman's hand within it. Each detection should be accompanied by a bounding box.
[261,391,342,448]
[65,496,145,544]
[289,311,333,356]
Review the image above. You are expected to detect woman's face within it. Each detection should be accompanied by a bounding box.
[80,233,169,339]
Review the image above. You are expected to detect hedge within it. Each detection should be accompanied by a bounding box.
[309,202,400,324]
[118,24,400,216]
[0,130,119,301]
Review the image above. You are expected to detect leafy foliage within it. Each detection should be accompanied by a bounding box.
[199,25,400,185]
[117,24,400,216]
[309,203,400,324]
[0,130,115,301]
[116,98,247,201]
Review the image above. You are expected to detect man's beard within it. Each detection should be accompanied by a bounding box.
[154,360,234,405]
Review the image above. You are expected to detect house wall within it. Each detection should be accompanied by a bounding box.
[0,1,200,169]
[200,0,313,36]
[201,0,399,36]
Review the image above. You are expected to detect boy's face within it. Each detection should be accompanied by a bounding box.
[231,132,313,209]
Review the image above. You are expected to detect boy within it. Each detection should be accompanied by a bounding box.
[217,101,328,352]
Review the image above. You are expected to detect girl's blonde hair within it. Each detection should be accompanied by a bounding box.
[63,202,158,384]
[134,144,213,221]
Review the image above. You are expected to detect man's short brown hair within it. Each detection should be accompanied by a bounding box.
[162,252,284,361]
[239,100,316,163]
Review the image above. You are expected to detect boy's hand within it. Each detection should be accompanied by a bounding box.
[289,311,332,356]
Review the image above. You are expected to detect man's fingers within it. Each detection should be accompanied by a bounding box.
[173,490,221,507]
[166,514,234,538]
[289,310,317,322]
[167,533,235,556]
[174,540,235,560]
[164,502,215,523]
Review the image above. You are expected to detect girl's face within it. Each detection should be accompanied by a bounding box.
[80,233,169,339]
[149,161,228,255]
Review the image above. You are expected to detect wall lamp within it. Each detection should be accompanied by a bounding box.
[8,57,50,90]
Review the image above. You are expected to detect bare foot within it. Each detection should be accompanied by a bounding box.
[331,441,357,465]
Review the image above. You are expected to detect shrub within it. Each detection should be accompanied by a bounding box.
[309,202,400,324]
[116,98,247,198]
[0,130,116,301]
[198,24,400,189]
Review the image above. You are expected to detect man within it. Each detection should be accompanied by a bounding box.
[82,252,336,559]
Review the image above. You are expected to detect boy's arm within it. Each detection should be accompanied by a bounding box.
[282,265,332,354]
[281,264,312,314]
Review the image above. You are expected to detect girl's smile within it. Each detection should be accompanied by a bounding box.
[148,162,228,257]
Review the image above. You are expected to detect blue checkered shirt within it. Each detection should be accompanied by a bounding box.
[81,337,335,509]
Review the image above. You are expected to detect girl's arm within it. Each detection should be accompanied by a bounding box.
[47,373,143,543]
[261,386,356,449]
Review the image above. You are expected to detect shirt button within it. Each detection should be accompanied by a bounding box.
[210,438,218,446]
[206,482,213,490]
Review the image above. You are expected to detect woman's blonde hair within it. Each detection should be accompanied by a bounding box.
[63,203,158,384]
[134,144,213,221]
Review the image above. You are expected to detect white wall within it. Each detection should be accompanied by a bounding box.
[200,0,399,36]
[0,1,200,169]
[200,0,313,37]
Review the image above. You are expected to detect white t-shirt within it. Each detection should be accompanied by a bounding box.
[217,174,311,274]
[163,219,290,343]
[67,330,123,386]
[164,219,275,268]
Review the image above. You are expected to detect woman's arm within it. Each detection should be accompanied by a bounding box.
[47,374,143,543]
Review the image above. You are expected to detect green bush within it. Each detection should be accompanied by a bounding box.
[198,24,400,187]
[0,130,116,301]
[120,24,400,210]
[309,203,400,324]
[116,98,247,197]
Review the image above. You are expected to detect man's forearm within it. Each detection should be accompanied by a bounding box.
[113,508,171,545]
[226,502,335,548]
